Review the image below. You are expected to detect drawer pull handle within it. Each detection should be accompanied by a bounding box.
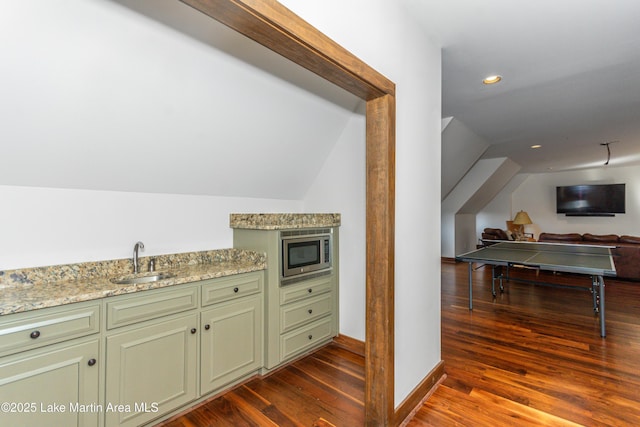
[30,330,41,339]
[204,324,210,330]
[308,289,313,293]
[308,309,313,314]
[233,287,239,293]
[87,358,97,367]
[308,334,313,340]
[191,328,197,334]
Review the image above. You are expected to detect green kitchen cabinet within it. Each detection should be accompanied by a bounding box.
[0,301,101,427]
[277,275,337,362]
[233,227,339,370]
[200,294,262,395]
[104,313,198,427]
[0,271,266,426]
[0,339,100,427]
[103,272,262,426]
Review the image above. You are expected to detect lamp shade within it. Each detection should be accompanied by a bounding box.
[513,210,532,225]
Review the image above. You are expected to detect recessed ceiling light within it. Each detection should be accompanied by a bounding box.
[531,145,542,149]
[482,75,502,85]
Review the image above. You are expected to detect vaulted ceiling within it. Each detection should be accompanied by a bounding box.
[405,0,640,173]
[1,0,361,199]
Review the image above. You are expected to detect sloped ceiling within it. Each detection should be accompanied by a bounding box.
[404,0,640,173]
[441,117,489,200]
[0,0,361,199]
[458,158,521,214]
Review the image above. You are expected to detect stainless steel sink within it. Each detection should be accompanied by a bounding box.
[111,272,176,285]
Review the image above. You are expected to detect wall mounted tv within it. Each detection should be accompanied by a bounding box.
[556,183,625,216]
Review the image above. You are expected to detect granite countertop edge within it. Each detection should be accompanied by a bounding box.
[0,249,266,316]
[230,213,341,230]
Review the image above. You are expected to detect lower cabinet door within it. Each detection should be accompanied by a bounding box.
[0,339,100,427]
[105,314,198,427]
[200,295,262,395]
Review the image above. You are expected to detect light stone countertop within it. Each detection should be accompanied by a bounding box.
[230,213,340,230]
[0,249,266,316]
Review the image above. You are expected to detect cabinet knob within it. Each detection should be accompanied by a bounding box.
[87,358,97,367]
[308,335,313,340]
[308,289,313,293]
[30,330,41,339]
[233,287,239,293]
[204,324,210,330]
[191,328,197,334]
[308,309,313,314]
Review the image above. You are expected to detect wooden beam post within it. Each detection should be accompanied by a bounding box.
[366,94,396,425]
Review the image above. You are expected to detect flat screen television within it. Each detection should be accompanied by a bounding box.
[556,183,625,216]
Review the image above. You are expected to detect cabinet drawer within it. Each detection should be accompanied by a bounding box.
[280,275,333,305]
[106,286,198,329]
[201,272,263,307]
[280,317,333,362]
[280,293,332,333]
[0,303,100,357]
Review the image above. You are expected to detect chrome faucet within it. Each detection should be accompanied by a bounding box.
[133,241,144,273]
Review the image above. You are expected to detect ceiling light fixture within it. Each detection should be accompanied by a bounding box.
[531,145,541,149]
[482,75,502,85]
[600,140,619,165]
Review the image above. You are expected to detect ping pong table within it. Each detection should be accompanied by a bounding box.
[456,241,617,337]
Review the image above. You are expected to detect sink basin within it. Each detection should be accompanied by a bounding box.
[111,272,176,285]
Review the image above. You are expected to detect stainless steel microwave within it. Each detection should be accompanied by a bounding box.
[281,232,332,279]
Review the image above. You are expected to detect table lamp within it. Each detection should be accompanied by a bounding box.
[512,210,532,241]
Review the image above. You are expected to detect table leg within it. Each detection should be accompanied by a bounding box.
[491,266,496,297]
[598,275,606,337]
[468,262,473,310]
[591,276,598,313]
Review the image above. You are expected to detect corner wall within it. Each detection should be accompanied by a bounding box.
[455,214,477,255]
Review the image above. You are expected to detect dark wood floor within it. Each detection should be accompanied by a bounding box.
[158,262,640,426]
[157,343,364,427]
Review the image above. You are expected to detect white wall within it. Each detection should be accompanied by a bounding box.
[281,0,442,407]
[0,185,301,270]
[476,174,529,236]
[455,214,477,255]
[479,165,640,238]
[442,158,508,257]
[304,104,367,340]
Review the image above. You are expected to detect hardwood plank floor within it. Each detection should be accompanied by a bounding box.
[158,262,640,426]
[157,343,365,427]
[409,262,640,427]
